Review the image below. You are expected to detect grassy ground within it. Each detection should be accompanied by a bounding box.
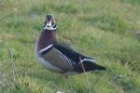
[0,0,140,93]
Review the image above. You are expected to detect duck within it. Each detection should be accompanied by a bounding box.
[35,14,106,75]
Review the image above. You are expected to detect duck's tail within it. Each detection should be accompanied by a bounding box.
[74,58,106,73]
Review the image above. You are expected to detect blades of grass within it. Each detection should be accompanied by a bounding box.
[79,57,92,93]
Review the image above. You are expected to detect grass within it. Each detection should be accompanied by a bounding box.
[0,0,140,93]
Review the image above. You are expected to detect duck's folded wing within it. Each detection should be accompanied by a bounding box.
[54,43,85,63]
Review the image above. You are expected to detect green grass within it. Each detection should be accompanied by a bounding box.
[0,0,140,93]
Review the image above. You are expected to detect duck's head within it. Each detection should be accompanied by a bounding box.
[44,14,57,31]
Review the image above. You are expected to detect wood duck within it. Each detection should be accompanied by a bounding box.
[35,14,106,75]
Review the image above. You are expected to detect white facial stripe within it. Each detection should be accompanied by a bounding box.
[44,26,57,30]
[39,44,53,54]
[44,24,57,30]
[46,22,52,27]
